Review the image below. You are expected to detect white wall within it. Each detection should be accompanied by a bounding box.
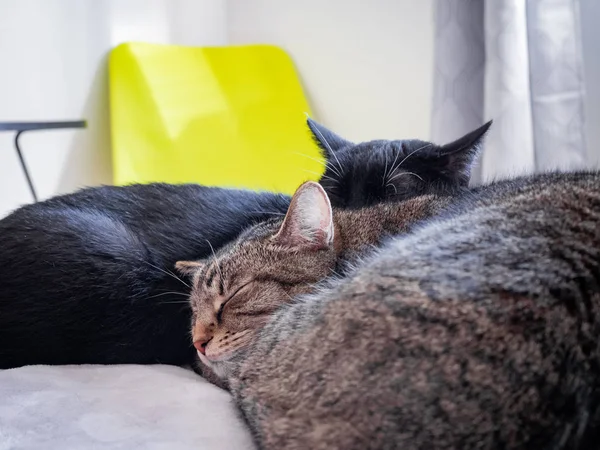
[0,0,227,217]
[0,0,434,217]
[581,0,600,167]
[227,0,435,143]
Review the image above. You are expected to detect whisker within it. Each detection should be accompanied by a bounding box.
[157,300,193,305]
[307,127,345,176]
[325,164,343,179]
[206,240,224,282]
[148,291,190,299]
[386,183,398,195]
[385,146,403,184]
[329,268,343,278]
[387,171,424,183]
[385,144,430,185]
[329,149,345,179]
[140,260,190,289]
[247,210,286,216]
[395,144,432,172]
[302,168,325,177]
[293,151,324,165]
[294,151,343,179]
[282,291,296,302]
[382,152,389,187]
[320,175,340,184]
[250,198,288,217]
[302,168,339,184]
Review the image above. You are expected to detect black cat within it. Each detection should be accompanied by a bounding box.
[0,119,490,369]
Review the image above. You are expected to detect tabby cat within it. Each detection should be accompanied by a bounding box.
[0,119,490,369]
[183,172,600,449]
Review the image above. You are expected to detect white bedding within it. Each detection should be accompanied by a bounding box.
[0,365,255,450]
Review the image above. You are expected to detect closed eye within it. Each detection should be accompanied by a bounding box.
[216,282,251,322]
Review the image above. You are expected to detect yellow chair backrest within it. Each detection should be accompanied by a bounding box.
[108,42,323,194]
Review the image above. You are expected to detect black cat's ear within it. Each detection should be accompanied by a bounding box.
[437,121,492,186]
[272,181,334,249]
[307,118,353,157]
[175,260,206,277]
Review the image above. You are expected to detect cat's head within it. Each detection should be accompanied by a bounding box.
[176,182,338,381]
[309,119,491,208]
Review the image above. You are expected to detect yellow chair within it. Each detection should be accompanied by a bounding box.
[108,42,323,194]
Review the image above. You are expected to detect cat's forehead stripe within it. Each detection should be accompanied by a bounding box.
[204,263,226,296]
[218,272,225,296]
[205,267,216,288]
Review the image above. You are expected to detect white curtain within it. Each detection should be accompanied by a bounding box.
[431,0,588,183]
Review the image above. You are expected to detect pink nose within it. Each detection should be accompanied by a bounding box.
[193,339,210,355]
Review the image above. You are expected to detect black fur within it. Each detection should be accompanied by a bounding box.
[0,184,293,368]
[0,120,490,368]
[308,118,491,208]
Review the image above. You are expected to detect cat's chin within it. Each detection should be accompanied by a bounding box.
[194,357,229,390]
[199,349,229,363]
[197,351,235,384]
[197,350,215,365]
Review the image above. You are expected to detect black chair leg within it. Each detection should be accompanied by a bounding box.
[14,131,38,202]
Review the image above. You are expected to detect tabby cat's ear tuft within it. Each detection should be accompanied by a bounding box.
[307,118,353,157]
[175,260,206,277]
[436,120,492,186]
[272,181,334,249]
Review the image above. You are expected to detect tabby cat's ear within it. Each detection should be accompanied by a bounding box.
[436,121,492,186]
[272,181,334,249]
[175,260,206,277]
[307,118,353,157]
